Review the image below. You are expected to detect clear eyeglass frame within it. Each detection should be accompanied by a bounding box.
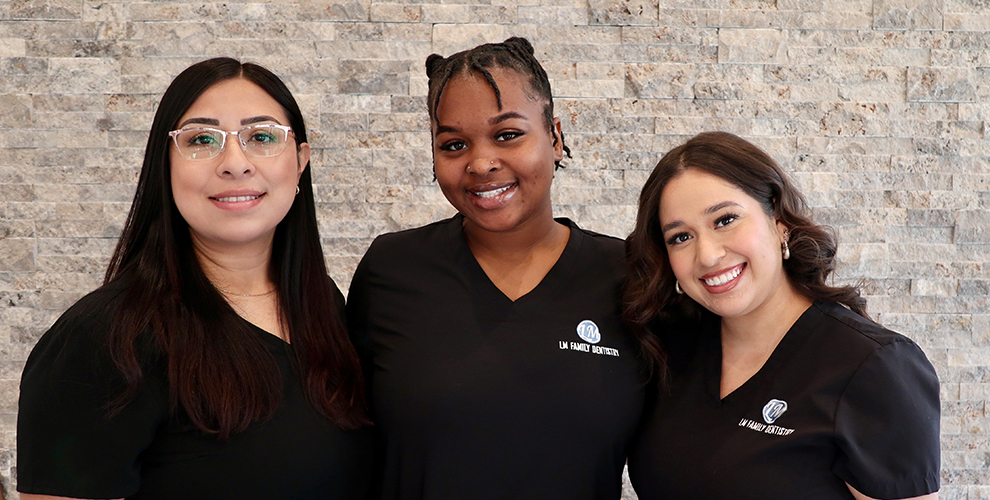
[168,124,296,161]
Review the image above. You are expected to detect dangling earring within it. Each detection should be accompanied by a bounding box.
[675,281,684,295]
[782,230,790,260]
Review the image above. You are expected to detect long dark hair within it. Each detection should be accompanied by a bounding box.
[624,131,867,378]
[105,57,368,439]
[424,36,571,169]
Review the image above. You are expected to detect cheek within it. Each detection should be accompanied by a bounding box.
[666,250,693,283]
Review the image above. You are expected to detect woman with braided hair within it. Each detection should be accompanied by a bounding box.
[347,37,646,499]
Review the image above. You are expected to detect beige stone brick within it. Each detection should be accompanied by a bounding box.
[370,4,422,23]
[81,0,128,22]
[588,0,658,26]
[516,5,588,25]
[943,12,990,31]
[421,5,517,24]
[0,38,24,57]
[717,28,787,64]
[10,0,81,19]
[431,24,506,57]
[873,0,944,30]
[908,66,977,103]
[299,0,370,21]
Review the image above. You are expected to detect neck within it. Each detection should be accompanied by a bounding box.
[463,213,565,263]
[193,234,274,296]
[720,282,813,348]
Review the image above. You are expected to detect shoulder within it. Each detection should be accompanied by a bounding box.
[810,301,918,351]
[36,280,130,347]
[559,218,625,260]
[24,278,142,378]
[362,216,458,261]
[808,301,935,377]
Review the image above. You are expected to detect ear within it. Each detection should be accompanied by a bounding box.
[296,142,311,180]
[775,220,789,242]
[551,117,564,162]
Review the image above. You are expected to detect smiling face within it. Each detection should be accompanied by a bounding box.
[169,77,310,252]
[659,168,796,322]
[431,67,563,235]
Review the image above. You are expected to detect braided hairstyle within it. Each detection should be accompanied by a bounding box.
[425,36,571,169]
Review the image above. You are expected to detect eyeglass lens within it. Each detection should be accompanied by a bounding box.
[174,125,289,160]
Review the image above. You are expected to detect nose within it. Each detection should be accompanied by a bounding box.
[216,136,255,179]
[695,232,725,268]
[467,155,502,175]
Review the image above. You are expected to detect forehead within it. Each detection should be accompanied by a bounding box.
[659,168,759,222]
[178,77,288,124]
[442,67,540,104]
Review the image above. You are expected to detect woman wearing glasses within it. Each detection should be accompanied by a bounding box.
[17,58,373,499]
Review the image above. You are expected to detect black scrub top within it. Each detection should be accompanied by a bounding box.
[629,301,940,500]
[348,215,647,500]
[18,279,375,500]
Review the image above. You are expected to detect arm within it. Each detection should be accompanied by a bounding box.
[832,340,941,500]
[17,292,165,499]
[847,483,938,500]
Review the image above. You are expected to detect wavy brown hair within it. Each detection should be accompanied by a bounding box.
[624,131,868,379]
[105,57,369,439]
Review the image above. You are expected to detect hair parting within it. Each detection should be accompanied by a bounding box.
[425,36,571,169]
[105,57,369,439]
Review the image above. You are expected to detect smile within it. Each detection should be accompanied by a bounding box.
[472,184,514,198]
[213,194,262,202]
[703,264,743,287]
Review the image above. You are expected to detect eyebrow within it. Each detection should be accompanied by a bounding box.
[434,111,529,136]
[660,201,742,233]
[176,115,282,129]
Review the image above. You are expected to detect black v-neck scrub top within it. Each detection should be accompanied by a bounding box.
[347,215,647,500]
[18,279,375,499]
[628,301,940,500]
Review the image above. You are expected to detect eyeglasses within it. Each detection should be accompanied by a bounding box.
[168,124,295,161]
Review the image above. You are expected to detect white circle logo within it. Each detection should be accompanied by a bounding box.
[576,320,601,344]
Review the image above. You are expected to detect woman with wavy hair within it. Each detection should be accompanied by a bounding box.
[624,131,940,500]
[18,58,373,499]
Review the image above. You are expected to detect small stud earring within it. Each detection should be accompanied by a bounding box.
[675,281,684,295]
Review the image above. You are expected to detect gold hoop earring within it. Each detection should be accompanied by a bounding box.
[675,281,684,295]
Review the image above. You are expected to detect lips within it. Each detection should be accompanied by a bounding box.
[700,263,745,292]
[467,182,516,209]
[209,190,265,211]
[213,194,261,203]
[473,185,512,199]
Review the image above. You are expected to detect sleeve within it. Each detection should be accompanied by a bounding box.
[830,340,941,499]
[17,297,168,498]
[346,240,377,393]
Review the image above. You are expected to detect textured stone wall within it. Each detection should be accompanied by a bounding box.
[1,0,988,497]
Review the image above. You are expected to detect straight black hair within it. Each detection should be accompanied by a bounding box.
[106,57,368,439]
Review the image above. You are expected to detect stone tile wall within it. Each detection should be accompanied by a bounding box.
[1,0,988,497]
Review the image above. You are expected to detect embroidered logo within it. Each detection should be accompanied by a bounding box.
[762,399,788,424]
[576,320,601,344]
[557,320,620,357]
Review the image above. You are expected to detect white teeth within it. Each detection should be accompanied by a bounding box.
[704,266,742,287]
[215,195,260,203]
[473,185,511,199]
